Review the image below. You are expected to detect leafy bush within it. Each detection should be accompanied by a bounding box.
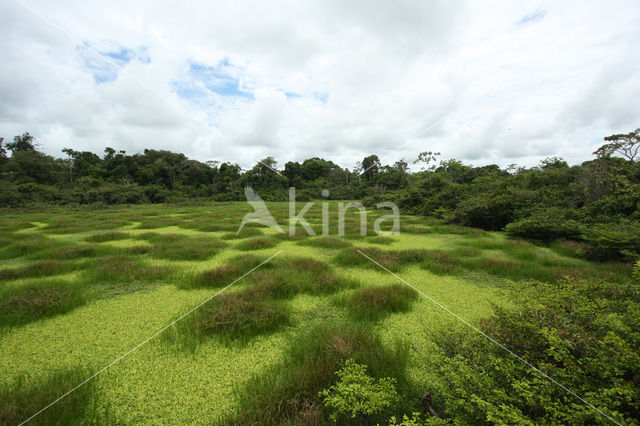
[319,359,397,422]
[504,208,583,242]
[582,220,640,261]
[227,322,413,424]
[428,277,640,424]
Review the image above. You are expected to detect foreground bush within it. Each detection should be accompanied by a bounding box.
[319,359,397,422]
[227,323,415,424]
[428,276,640,424]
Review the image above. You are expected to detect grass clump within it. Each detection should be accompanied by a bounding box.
[84,231,130,243]
[221,227,263,239]
[165,289,290,347]
[249,257,357,298]
[182,255,266,289]
[83,256,170,296]
[236,237,280,251]
[0,260,82,281]
[135,217,181,229]
[0,280,87,327]
[37,243,114,260]
[297,237,352,249]
[367,236,395,245]
[227,322,414,425]
[0,368,109,425]
[338,284,418,321]
[421,250,462,275]
[0,234,63,260]
[334,247,431,272]
[138,233,227,261]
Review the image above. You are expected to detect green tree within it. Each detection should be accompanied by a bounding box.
[593,128,639,162]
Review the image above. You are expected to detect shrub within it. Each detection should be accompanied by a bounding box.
[319,359,397,422]
[227,323,413,424]
[505,208,584,242]
[582,221,640,261]
[428,277,640,424]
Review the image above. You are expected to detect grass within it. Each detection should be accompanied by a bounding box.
[297,236,353,249]
[84,231,131,242]
[235,237,280,251]
[165,288,290,348]
[0,368,110,425]
[0,280,87,328]
[227,322,415,425]
[182,254,267,289]
[0,201,632,423]
[137,233,227,260]
[83,255,171,295]
[338,284,418,321]
[0,260,83,281]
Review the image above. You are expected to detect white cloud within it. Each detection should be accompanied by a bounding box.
[1,0,639,170]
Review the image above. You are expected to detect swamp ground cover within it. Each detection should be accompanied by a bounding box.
[0,202,636,424]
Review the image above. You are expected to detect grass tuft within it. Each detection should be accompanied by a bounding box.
[221,227,263,240]
[181,254,266,289]
[236,237,280,251]
[297,237,352,249]
[84,232,130,243]
[227,322,413,424]
[137,233,227,261]
[338,284,418,321]
[0,280,87,327]
[0,368,110,425]
[165,289,289,347]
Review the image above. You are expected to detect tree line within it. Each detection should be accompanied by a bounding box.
[1,129,638,260]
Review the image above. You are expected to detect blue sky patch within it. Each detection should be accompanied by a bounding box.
[78,43,150,84]
[315,92,329,103]
[518,8,547,25]
[172,59,255,107]
[189,61,254,99]
[284,91,301,99]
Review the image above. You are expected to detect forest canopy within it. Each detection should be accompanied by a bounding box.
[1,129,639,260]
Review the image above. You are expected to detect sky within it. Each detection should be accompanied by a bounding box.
[1,0,639,171]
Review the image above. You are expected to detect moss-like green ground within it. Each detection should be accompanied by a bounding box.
[0,202,628,424]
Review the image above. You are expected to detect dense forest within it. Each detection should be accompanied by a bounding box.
[1,129,639,260]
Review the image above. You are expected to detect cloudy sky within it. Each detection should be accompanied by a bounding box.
[1,0,639,171]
